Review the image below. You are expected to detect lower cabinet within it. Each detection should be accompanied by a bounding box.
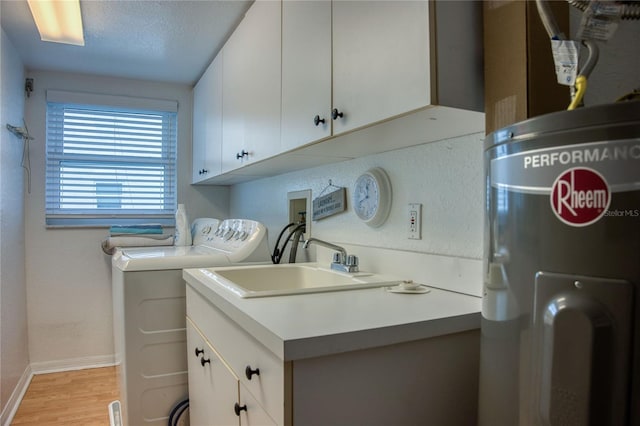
[187,319,239,426]
[187,318,276,426]
[186,285,480,426]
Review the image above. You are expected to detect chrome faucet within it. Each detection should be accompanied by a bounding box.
[303,238,359,273]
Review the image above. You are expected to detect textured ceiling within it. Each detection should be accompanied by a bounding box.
[1,0,253,85]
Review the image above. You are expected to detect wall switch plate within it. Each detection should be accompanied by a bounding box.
[408,203,422,240]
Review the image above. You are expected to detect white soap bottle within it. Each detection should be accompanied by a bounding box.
[174,204,192,246]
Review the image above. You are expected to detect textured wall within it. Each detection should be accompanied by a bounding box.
[231,132,485,261]
[0,28,28,415]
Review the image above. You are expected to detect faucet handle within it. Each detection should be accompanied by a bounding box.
[346,255,358,267]
[332,252,343,264]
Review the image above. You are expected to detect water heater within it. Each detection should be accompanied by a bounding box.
[479,101,640,425]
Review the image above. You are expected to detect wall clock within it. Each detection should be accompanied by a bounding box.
[352,167,392,227]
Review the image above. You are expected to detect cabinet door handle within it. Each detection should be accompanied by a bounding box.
[199,169,208,175]
[313,115,326,126]
[245,365,260,380]
[234,403,247,416]
[236,150,249,160]
[332,108,344,120]
[200,357,210,367]
[194,347,204,357]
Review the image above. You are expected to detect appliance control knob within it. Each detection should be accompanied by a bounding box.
[223,229,234,240]
[240,232,249,241]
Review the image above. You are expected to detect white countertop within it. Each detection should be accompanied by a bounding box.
[183,266,482,361]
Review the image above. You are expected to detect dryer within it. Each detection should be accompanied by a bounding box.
[112,219,270,426]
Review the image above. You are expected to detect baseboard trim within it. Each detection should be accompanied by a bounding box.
[1,364,33,426]
[30,354,116,375]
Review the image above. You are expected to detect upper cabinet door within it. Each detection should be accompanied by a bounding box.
[332,1,431,135]
[222,0,281,172]
[192,53,223,183]
[281,0,332,151]
[192,73,207,183]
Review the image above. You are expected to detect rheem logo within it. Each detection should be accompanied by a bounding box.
[550,167,611,227]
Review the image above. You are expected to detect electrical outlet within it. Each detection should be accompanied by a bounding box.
[408,203,422,240]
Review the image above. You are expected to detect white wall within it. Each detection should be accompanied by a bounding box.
[0,28,28,416]
[231,132,485,261]
[23,70,230,368]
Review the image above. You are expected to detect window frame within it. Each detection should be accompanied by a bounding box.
[44,90,178,228]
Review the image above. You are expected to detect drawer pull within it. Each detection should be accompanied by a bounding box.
[234,402,247,416]
[194,347,204,357]
[245,365,260,380]
[200,357,210,367]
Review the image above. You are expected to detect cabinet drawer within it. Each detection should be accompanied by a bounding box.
[186,286,284,424]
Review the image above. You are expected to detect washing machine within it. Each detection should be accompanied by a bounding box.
[112,218,270,426]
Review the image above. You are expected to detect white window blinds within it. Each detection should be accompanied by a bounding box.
[45,91,178,227]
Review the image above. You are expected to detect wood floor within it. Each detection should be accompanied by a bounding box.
[11,366,120,426]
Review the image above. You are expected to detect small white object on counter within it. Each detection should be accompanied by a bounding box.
[385,280,431,294]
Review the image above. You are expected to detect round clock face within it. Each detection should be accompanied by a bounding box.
[352,168,391,227]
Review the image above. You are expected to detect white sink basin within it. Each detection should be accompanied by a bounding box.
[199,264,400,298]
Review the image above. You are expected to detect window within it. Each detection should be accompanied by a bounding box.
[45,90,178,227]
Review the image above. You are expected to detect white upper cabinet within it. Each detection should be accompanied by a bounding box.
[221,0,281,173]
[282,0,431,149]
[220,25,246,174]
[281,0,332,151]
[192,53,223,183]
[193,0,484,184]
[332,0,431,134]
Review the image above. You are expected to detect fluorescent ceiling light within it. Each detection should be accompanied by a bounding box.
[27,0,85,46]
